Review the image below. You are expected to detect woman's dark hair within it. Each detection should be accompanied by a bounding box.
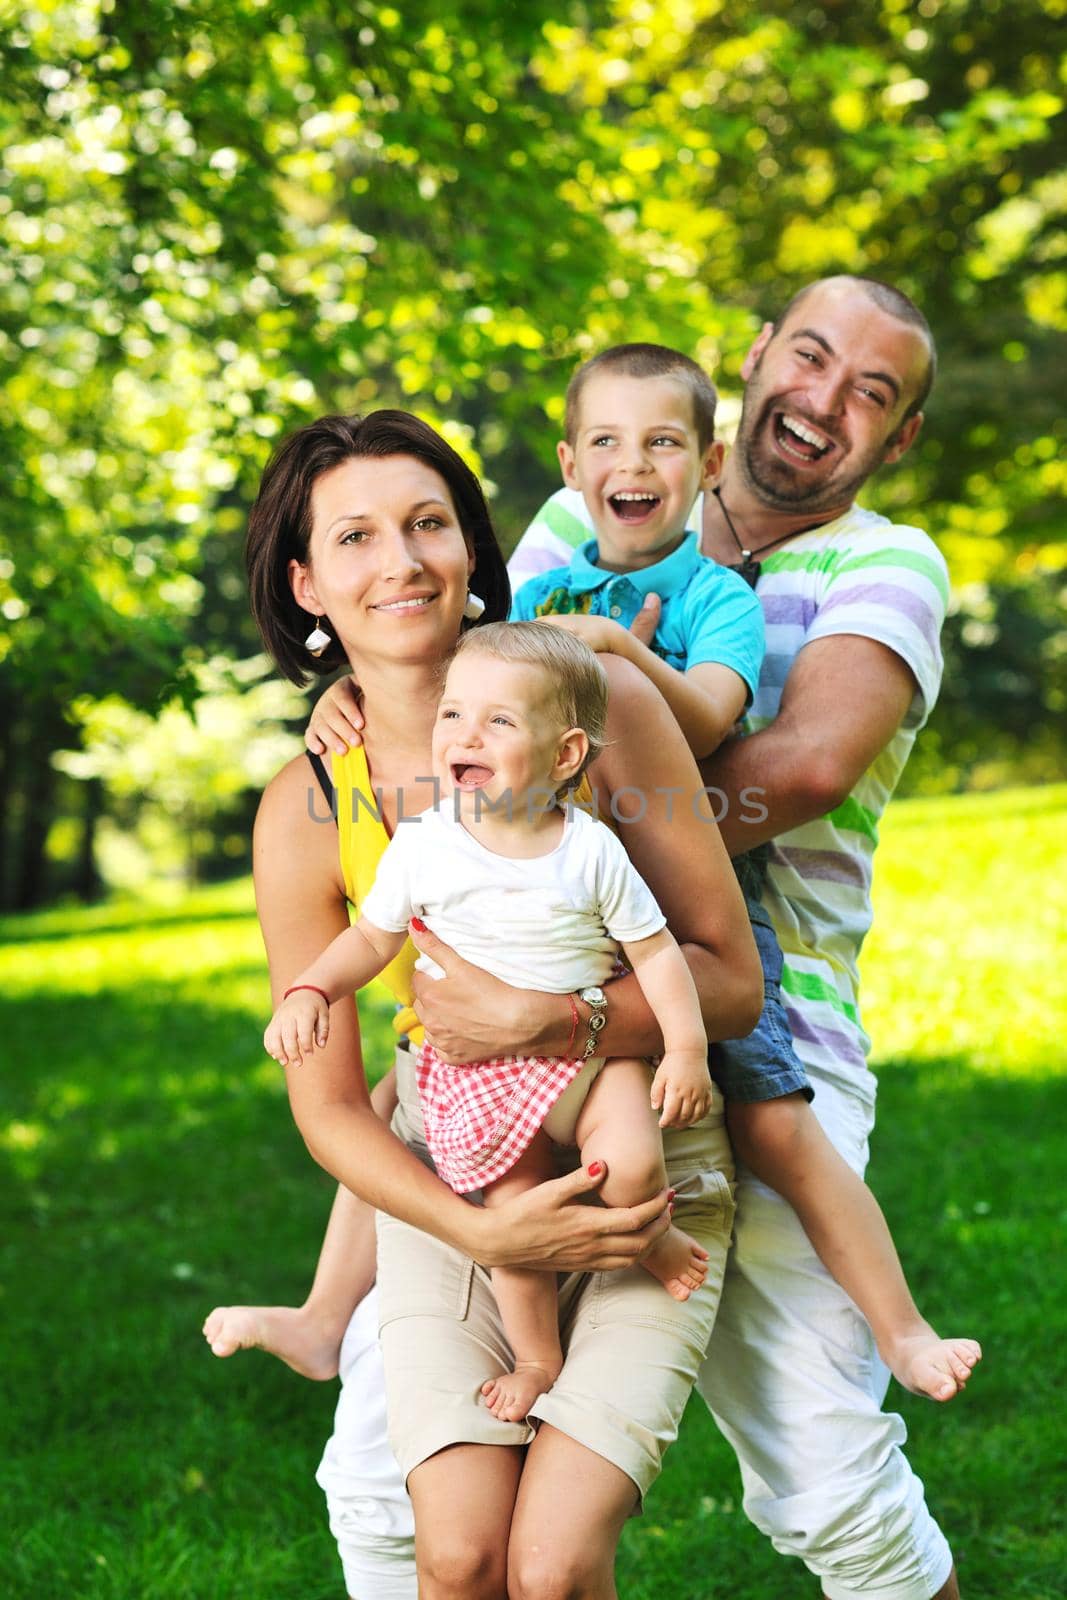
[245,410,511,684]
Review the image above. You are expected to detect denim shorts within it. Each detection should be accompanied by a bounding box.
[709,890,813,1105]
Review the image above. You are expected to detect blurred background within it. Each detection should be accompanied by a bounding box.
[1,0,1063,908]
[1,5,1065,1598]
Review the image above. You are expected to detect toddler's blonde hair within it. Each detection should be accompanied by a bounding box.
[451,620,608,785]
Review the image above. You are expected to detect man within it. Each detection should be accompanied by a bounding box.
[508,274,959,1599]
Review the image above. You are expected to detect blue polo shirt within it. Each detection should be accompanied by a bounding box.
[510,531,765,704]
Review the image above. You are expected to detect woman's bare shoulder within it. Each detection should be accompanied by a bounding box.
[255,753,345,903]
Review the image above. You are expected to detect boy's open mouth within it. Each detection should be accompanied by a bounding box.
[451,762,494,789]
[773,411,833,463]
[608,491,661,523]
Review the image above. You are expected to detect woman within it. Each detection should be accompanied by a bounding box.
[237,409,760,1598]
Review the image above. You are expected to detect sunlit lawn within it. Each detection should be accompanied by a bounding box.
[1,786,1064,1598]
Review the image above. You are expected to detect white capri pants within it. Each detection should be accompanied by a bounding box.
[317,1070,954,1600]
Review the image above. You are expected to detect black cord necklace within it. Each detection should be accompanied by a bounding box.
[713,486,824,589]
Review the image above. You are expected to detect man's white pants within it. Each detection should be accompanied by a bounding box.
[698,1073,953,1600]
[316,1076,953,1599]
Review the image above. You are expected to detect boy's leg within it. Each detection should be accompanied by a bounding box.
[203,1181,376,1380]
[481,1132,565,1423]
[728,1096,981,1402]
[700,1076,957,1600]
[576,1057,709,1301]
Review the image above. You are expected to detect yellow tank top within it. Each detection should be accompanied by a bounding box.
[331,747,600,1044]
[333,746,421,1042]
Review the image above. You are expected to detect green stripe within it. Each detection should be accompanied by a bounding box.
[780,964,860,1024]
[761,548,845,577]
[835,548,949,605]
[827,794,879,841]
[761,543,948,605]
[541,500,590,551]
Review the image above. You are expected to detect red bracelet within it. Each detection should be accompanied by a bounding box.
[564,992,580,1058]
[283,984,331,1005]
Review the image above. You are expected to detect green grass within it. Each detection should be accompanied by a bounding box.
[2,787,1065,1598]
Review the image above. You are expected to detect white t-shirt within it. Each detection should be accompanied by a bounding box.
[361,802,666,992]
[508,493,949,1110]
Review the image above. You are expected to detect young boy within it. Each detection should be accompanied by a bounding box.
[511,343,981,1403]
[264,623,718,1422]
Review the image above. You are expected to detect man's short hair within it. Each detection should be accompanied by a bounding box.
[451,620,608,785]
[776,276,937,421]
[564,343,718,451]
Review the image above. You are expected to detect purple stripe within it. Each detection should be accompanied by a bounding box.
[779,846,872,890]
[817,582,940,654]
[762,593,818,629]
[785,1007,869,1070]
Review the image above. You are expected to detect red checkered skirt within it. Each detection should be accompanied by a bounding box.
[415,1042,585,1194]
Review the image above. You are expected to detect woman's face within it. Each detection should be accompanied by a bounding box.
[291,454,476,668]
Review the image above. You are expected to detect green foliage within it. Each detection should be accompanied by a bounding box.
[1,788,1064,1596]
[0,0,1063,901]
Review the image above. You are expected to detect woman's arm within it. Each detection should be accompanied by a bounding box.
[256,756,671,1270]
[410,655,763,1061]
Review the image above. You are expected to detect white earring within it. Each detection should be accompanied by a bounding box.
[462,591,486,621]
[304,618,333,656]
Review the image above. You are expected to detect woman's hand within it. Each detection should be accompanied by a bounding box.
[306,674,365,756]
[409,922,562,1062]
[472,1162,673,1271]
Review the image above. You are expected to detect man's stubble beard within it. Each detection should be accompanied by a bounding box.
[735,382,892,518]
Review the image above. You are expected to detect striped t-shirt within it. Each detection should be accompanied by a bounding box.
[506,490,949,1111]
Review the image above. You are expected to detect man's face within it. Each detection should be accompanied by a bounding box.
[735,280,929,516]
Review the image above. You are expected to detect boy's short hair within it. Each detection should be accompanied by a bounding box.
[564,343,718,452]
[452,621,608,783]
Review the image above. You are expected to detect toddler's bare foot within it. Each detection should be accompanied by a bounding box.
[480,1359,562,1423]
[641,1224,709,1301]
[883,1327,982,1402]
[201,1304,342,1381]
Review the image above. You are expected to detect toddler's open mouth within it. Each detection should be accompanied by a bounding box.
[451,763,494,789]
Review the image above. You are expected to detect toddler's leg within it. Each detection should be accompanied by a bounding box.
[203,1181,375,1380]
[728,1095,982,1402]
[481,1132,564,1423]
[576,1057,710,1302]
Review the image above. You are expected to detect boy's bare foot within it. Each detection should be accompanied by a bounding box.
[201,1304,342,1382]
[480,1359,562,1423]
[641,1224,709,1301]
[883,1328,982,1402]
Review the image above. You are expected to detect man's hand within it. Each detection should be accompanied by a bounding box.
[650,1048,714,1128]
[306,675,365,756]
[409,921,552,1062]
[629,593,662,648]
[475,1161,673,1271]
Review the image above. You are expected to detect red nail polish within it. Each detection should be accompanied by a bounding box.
[587,1161,603,1177]
[667,1188,676,1202]
[410,916,427,933]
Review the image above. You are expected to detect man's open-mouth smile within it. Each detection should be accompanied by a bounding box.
[772,411,836,464]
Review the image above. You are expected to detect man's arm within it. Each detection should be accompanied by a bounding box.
[704,634,919,855]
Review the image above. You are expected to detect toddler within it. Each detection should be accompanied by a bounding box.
[265,621,715,1421]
